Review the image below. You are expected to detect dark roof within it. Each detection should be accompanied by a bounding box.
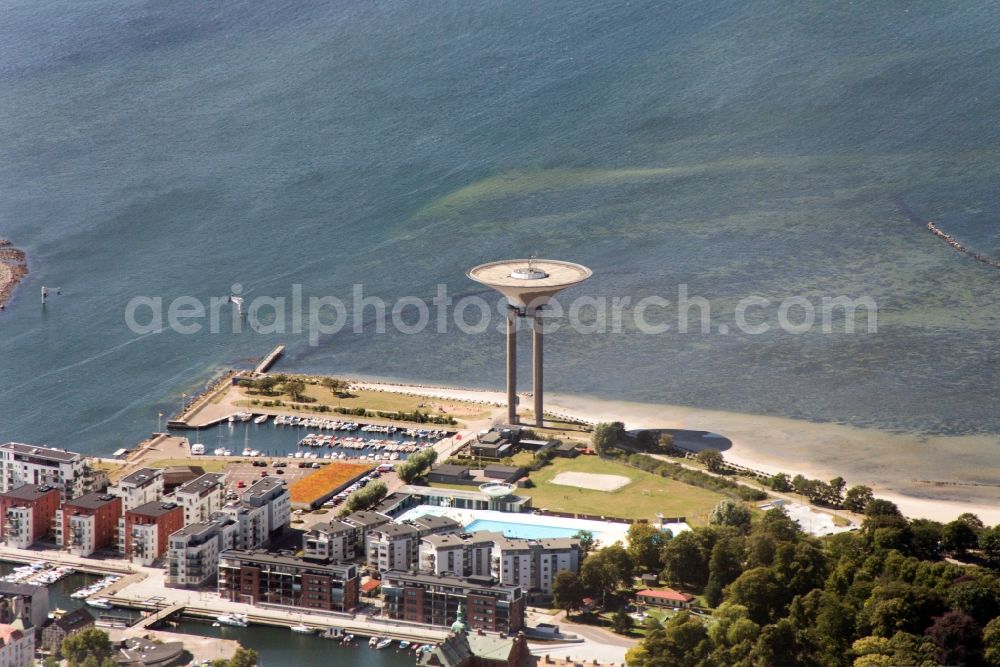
[220,549,357,575]
[0,484,60,502]
[175,473,225,497]
[0,581,45,597]
[383,570,520,594]
[376,523,418,539]
[483,464,523,475]
[309,520,354,535]
[409,514,462,532]
[50,608,94,633]
[344,511,391,528]
[64,493,119,510]
[243,476,285,498]
[429,464,470,478]
[127,501,181,519]
[478,432,505,445]
[115,637,185,666]
[0,443,81,463]
[119,468,162,486]
[555,441,579,451]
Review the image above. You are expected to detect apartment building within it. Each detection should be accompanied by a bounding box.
[302,521,357,562]
[172,473,225,526]
[111,468,164,511]
[218,550,359,613]
[0,443,87,500]
[382,571,525,634]
[120,501,184,566]
[0,623,34,667]
[366,514,462,573]
[491,535,581,598]
[55,493,122,557]
[166,514,238,588]
[419,532,496,578]
[0,485,60,549]
[240,477,290,538]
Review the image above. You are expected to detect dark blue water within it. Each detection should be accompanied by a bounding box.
[0,1,997,459]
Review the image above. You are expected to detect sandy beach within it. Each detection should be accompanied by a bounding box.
[351,378,1000,524]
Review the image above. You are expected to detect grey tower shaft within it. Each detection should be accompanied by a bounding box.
[532,316,543,427]
[506,307,518,425]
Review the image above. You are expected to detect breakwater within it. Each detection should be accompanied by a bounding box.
[926,222,1000,269]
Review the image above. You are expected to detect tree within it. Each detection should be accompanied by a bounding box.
[708,499,752,532]
[908,519,943,560]
[697,449,724,473]
[942,519,979,555]
[705,536,744,607]
[627,523,668,573]
[657,433,676,453]
[602,543,635,587]
[216,648,259,667]
[661,529,712,589]
[592,422,625,457]
[844,485,875,513]
[344,480,387,512]
[612,609,633,635]
[62,628,112,666]
[725,567,784,625]
[574,530,596,556]
[634,430,656,451]
[925,610,983,667]
[769,473,792,492]
[255,375,280,394]
[980,525,1000,567]
[552,570,585,615]
[984,617,1000,667]
[827,476,846,506]
[282,379,306,401]
[580,553,618,606]
[320,377,343,395]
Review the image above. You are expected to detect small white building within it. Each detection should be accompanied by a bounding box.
[420,532,495,578]
[368,523,418,573]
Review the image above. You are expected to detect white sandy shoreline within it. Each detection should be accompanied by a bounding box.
[346,376,1000,524]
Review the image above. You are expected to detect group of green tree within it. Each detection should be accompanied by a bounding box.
[608,499,1000,666]
[341,479,388,513]
[238,374,309,401]
[397,447,438,484]
[48,628,259,667]
[592,423,767,504]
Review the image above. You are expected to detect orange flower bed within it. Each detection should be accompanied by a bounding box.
[290,462,373,504]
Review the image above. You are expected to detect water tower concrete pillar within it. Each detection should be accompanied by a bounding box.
[532,315,543,427]
[506,307,518,425]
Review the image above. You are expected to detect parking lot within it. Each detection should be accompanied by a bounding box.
[222,459,317,495]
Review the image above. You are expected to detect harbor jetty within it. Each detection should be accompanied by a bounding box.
[926,221,1000,269]
[0,239,28,310]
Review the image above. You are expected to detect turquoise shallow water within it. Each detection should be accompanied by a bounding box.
[464,519,583,540]
[0,1,997,457]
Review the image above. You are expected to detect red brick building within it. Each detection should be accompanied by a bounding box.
[218,550,359,613]
[382,571,525,634]
[0,484,61,548]
[58,493,122,557]
[123,501,184,566]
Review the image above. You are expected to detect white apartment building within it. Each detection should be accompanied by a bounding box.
[368,523,418,572]
[112,468,163,511]
[417,531,581,598]
[219,477,290,551]
[173,473,225,525]
[419,532,495,578]
[303,520,357,562]
[0,443,86,500]
[1,508,32,551]
[492,536,581,597]
[167,514,238,588]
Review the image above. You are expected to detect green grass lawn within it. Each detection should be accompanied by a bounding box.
[432,456,726,525]
[521,457,724,525]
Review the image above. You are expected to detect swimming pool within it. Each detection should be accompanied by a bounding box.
[463,519,583,540]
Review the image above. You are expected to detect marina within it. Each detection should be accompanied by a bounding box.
[177,415,449,461]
